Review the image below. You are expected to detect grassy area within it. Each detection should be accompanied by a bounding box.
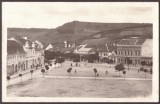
[7,61,152,97]
[7,77,152,97]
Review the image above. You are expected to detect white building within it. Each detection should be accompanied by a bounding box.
[8,36,44,74]
[74,44,92,55]
[141,39,152,64]
[45,43,53,50]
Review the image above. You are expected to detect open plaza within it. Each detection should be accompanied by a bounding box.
[7,61,152,98]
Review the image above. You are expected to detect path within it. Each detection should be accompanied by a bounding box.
[44,75,152,81]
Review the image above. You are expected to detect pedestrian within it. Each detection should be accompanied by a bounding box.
[75,70,76,73]
[97,73,99,77]
[76,63,78,67]
[71,63,72,67]
[106,70,108,74]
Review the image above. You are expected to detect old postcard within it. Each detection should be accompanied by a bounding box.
[2,2,159,102]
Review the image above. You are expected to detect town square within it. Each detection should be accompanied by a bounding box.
[2,2,159,103]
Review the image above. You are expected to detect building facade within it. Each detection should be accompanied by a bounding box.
[141,39,152,64]
[116,37,152,66]
[7,36,44,75]
[7,40,26,75]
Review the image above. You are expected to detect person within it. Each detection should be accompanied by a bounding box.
[75,70,76,73]
[76,63,78,67]
[97,73,99,77]
[71,63,72,67]
[106,70,108,74]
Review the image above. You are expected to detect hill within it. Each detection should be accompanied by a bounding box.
[7,28,54,41]
[7,21,152,47]
[80,24,152,45]
[36,21,152,46]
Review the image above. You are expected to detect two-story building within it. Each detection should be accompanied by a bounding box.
[8,36,44,71]
[116,37,152,66]
[7,40,26,75]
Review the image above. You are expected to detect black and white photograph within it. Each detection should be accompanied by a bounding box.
[2,2,159,102]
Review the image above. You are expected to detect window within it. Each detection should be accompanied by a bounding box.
[135,50,137,56]
[137,50,140,56]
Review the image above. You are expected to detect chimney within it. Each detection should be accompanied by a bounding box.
[68,43,71,47]
[64,40,67,47]
[32,42,35,48]
[25,41,29,48]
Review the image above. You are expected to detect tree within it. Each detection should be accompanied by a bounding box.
[36,64,39,69]
[73,56,80,63]
[140,67,144,71]
[126,57,132,70]
[41,69,45,78]
[45,65,49,72]
[88,54,94,66]
[94,52,99,63]
[7,76,11,85]
[67,68,72,78]
[144,69,147,78]
[19,74,23,82]
[150,68,152,74]
[55,57,65,66]
[93,68,97,78]
[141,61,146,67]
[30,70,34,79]
[115,63,125,77]
[122,71,126,80]
[107,58,114,67]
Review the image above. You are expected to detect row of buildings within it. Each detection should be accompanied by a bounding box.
[45,37,152,66]
[7,35,152,76]
[7,36,44,76]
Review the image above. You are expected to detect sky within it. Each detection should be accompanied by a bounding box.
[2,2,156,28]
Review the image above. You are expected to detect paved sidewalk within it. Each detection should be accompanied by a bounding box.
[10,65,45,79]
[45,75,152,81]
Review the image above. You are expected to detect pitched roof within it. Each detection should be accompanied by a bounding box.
[46,42,75,53]
[7,40,26,55]
[10,36,44,50]
[81,38,108,45]
[117,37,145,45]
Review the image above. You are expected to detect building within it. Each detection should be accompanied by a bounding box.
[7,40,26,75]
[45,40,76,53]
[74,44,92,55]
[45,43,54,51]
[141,39,152,64]
[8,36,44,71]
[116,37,152,66]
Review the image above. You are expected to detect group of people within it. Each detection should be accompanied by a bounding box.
[70,63,80,67]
